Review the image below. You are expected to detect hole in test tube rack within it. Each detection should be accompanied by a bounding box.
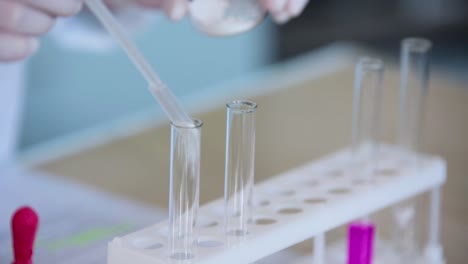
[277,208,303,215]
[280,189,296,196]
[376,168,399,177]
[326,170,344,178]
[196,218,218,228]
[227,229,249,236]
[306,180,320,187]
[352,178,367,185]
[328,188,351,195]
[254,218,277,225]
[131,237,164,250]
[256,200,271,207]
[170,252,195,260]
[266,188,296,197]
[197,238,224,248]
[303,197,327,204]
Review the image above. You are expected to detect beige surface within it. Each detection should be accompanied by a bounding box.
[35,65,468,263]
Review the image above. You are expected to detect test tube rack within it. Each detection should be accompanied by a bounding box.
[107,145,446,264]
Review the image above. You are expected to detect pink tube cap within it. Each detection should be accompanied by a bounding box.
[347,221,375,264]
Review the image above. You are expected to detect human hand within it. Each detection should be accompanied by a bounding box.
[114,0,308,24]
[0,0,85,62]
[104,0,187,21]
[260,0,309,24]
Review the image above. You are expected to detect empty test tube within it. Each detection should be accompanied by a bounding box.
[398,38,431,159]
[351,57,384,180]
[224,100,257,237]
[168,120,202,260]
[392,37,432,262]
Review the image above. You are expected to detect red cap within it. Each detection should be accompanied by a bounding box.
[11,206,39,264]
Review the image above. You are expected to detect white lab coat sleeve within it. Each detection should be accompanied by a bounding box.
[0,7,157,164]
[0,62,25,164]
[49,7,160,52]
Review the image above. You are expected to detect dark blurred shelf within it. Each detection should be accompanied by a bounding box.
[276,0,468,60]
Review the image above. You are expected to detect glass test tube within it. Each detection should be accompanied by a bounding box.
[168,120,202,260]
[392,37,432,262]
[347,57,383,264]
[224,100,257,237]
[398,38,431,158]
[351,57,384,182]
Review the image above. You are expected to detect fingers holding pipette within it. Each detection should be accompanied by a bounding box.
[22,0,84,17]
[130,0,164,8]
[103,0,164,10]
[285,0,309,16]
[0,0,85,62]
[103,0,186,21]
[0,1,55,35]
[164,0,188,21]
[0,34,38,62]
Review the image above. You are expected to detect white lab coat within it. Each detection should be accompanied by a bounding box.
[0,62,25,163]
[0,10,155,164]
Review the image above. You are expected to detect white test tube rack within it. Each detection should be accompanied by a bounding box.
[107,145,445,264]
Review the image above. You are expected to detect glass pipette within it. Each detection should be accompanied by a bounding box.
[85,0,193,127]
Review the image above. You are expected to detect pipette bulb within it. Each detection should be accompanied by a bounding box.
[11,206,39,264]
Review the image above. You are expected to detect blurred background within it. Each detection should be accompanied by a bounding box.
[5,1,467,263]
[20,0,468,150]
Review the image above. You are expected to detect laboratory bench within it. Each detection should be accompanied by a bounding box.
[20,44,468,263]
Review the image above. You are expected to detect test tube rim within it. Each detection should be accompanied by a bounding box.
[356,57,384,71]
[170,119,203,129]
[226,100,258,113]
[402,38,433,53]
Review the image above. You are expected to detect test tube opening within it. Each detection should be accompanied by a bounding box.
[170,119,203,129]
[226,100,258,112]
[402,38,432,54]
[224,100,257,237]
[356,57,384,71]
